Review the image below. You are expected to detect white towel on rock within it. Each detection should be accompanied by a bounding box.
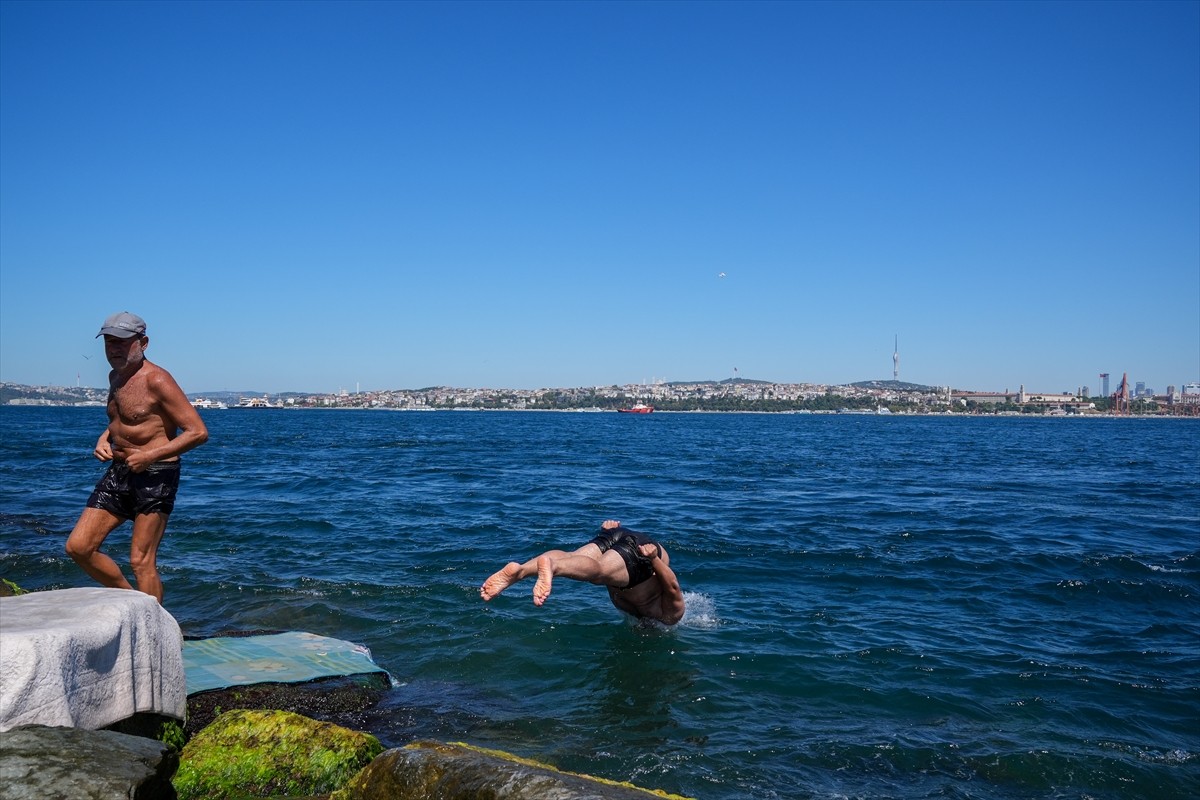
[0,587,185,732]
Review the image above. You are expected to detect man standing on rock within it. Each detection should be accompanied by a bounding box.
[65,312,208,603]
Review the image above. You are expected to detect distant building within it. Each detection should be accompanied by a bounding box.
[952,388,1089,412]
[952,391,1020,405]
[1023,392,1078,404]
[1171,384,1200,414]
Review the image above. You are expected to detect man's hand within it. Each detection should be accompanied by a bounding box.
[93,434,113,463]
[122,448,154,473]
[601,519,622,530]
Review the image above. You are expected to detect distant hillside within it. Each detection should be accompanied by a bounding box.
[667,377,778,387]
[850,379,943,392]
[1,383,107,404]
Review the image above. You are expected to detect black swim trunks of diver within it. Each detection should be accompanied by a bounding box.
[86,460,181,519]
[588,525,663,589]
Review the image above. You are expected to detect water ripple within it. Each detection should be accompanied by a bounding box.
[2,409,1198,799]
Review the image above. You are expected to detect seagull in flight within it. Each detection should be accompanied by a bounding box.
[718,272,726,278]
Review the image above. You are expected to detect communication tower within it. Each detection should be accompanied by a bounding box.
[893,335,899,382]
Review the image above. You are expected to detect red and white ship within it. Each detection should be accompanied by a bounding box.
[617,402,654,414]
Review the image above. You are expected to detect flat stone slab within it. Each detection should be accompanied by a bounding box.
[0,724,177,800]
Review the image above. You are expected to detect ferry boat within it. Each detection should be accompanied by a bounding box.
[617,402,653,414]
[235,396,276,409]
[190,398,228,410]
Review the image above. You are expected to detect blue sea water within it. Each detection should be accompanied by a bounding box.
[1,407,1197,799]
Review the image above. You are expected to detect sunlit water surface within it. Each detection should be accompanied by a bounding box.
[2,408,1196,799]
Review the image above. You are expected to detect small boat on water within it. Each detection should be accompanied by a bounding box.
[617,402,654,414]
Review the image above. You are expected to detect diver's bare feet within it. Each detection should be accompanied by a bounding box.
[481,562,523,601]
[533,555,555,606]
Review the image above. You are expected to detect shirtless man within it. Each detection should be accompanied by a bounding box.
[65,312,209,603]
[480,520,686,625]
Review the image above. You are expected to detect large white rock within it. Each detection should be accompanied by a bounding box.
[0,588,185,732]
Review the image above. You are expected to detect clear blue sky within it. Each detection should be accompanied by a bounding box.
[2,0,1197,395]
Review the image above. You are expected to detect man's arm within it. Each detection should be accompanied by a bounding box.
[649,551,686,625]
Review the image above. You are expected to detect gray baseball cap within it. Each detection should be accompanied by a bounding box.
[96,312,147,338]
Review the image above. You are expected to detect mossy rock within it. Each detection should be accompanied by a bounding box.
[0,578,28,597]
[332,740,694,800]
[184,672,391,737]
[174,709,383,799]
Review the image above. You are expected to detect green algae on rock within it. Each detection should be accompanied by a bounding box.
[173,709,383,800]
[332,740,695,800]
[0,578,27,597]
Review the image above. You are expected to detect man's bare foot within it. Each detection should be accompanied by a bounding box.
[481,562,523,601]
[533,555,555,606]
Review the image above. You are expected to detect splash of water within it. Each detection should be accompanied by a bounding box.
[678,591,718,629]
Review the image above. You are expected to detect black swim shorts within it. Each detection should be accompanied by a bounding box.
[588,525,661,589]
[86,461,181,519]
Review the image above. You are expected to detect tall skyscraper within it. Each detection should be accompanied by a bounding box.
[893,336,899,382]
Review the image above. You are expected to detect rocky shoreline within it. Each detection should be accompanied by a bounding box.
[1,695,691,800]
[0,580,690,799]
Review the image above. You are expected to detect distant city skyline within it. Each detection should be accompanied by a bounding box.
[4,366,1190,400]
[1,2,1196,395]
[2,332,1195,399]
[7,376,1197,420]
